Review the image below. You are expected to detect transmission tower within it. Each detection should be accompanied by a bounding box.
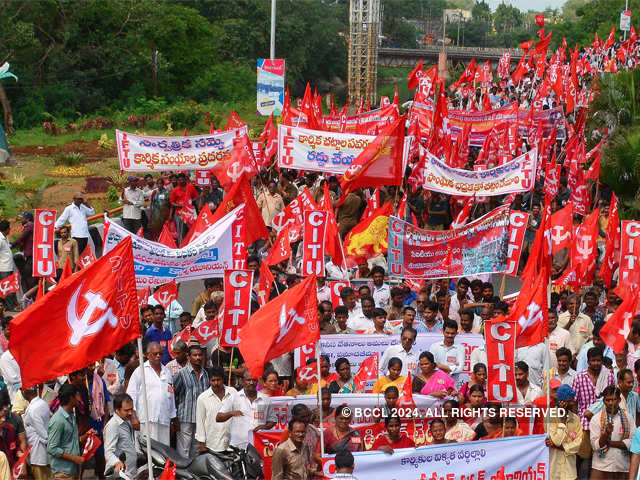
[348,0,381,107]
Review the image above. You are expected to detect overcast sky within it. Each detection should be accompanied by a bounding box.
[485,0,567,12]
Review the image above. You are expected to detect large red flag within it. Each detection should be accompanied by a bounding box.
[512,267,549,348]
[238,275,319,377]
[210,172,269,245]
[10,237,140,388]
[601,193,621,288]
[354,353,379,392]
[338,116,405,204]
[601,290,640,354]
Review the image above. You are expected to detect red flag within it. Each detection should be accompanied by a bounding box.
[550,203,573,254]
[212,134,258,189]
[486,317,518,402]
[601,193,621,288]
[192,318,219,345]
[158,221,178,248]
[0,271,20,299]
[76,243,96,270]
[572,208,600,285]
[451,195,474,229]
[408,59,424,90]
[338,116,405,203]
[265,224,292,266]
[297,364,319,383]
[158,459,176,480]
[511,267,549,348]
[544,150,561,200]
[82,429,102,460]
[135,225,144,237]
[169,326,192,358]
[585,153,601,180]
[363,188,380,219]
[59,257,73,283]
[257,261,274,307]
[238,275,319,377]
[601,290,640,354]
[397,371,415,408]
[11,445,31,480]
[177,200,197,226]
[396,193,407,219]
[136,287,150,308]
[605,27,615,49]
[261,114,278,166]
[9,237,140,388]
[520,40,534,52]
[354,353,379,392]
[180,204,214,247]
[393,86,399,109]
[210,173,269,245]
[320,182,344,266]
[511,55,529,85]
[152,282,178,310]
[225,111,246,130]
[453,59,476,89]
[535,14,545,27]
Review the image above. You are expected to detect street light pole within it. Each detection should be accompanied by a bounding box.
[270,0,276,59]
[624,0,629,41]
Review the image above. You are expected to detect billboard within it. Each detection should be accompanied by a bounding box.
[257,59,285,116]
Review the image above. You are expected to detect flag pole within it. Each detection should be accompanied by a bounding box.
[315,344,325,458]
[136,336,154,480]
[228,347,235,386]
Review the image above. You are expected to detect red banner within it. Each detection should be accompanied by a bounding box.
[195,170,210,186]
[232,206,248,270]
[33,209,56,277]
[192,318,219,345]
[302,211,328,276]
[388,206,510,279]
[76,244,96,270]
[293,342,316,369]
[0,271,20,299]
[82,429,102,460]
[220,270,253,347]
[271,187,318,240]
[505,211,529,277]
[152,282,178,309]
[619,221,640,286]
[486,318,518,403]
[329,281,348,308]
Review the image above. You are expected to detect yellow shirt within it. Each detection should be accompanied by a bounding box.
[557,311,593,353]
[372,375,407,394]
[545,411,582,480]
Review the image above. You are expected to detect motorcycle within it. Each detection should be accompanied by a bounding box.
[136,435,264,480]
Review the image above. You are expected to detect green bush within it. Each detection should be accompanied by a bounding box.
[186,62,255,103]
[54,152,85,166]
[166,102,205,129]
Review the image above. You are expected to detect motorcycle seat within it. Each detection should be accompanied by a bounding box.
[144,437,193,469]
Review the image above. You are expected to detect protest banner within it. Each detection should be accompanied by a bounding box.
[486,318,518,402]
[318,333,482,375]
[321,434,549,480]
[619,221,640,286]
[302,210,328,276]
[32,209,56,277]
[116,127,247,172]
[277,124,411,175]
[257,59,285,116]
[220,270,253,347]
[322,104,399,135]
[505,211,529,277]
[420,147,537,197]
[103,207,237,288]
[387,206,510,279]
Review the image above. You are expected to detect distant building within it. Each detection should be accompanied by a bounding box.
[444,9,472,24]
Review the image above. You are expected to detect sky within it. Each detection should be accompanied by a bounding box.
[485,0,567,12]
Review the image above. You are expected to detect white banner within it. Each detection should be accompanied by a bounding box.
[318,333,483,375]
[103,208,238,288]
[277,124,411,175]
[422,147,537,196]
[322,434,549,479]
[268,393,442,429]
[116,127,247,172]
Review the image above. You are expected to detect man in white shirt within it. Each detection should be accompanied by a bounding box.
[515,342,548,388]
[316,277,331,304]
[126,342,177,446]
[549,309,574,368]
[371,266,390,308]
[470,344,487,370]
[0,321,20,401]
[195,367,235,452]
[515,361,544,404]
[216,370,276,448]
[120,176,146,234]
[379,326,419,377]
[54,193,95,253]
[0,221,16,310]
[341,288,372,331]
[429,320,466,385]
[22,386,50,480]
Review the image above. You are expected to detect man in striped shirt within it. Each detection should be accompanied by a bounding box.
[173,345,209,458]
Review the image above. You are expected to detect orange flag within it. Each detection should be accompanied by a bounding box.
[343,202,393,267]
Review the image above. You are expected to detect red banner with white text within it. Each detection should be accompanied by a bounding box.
[220,270,253,347]
[33,209,56,278]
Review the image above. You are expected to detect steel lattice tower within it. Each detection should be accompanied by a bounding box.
[348,0,381,106]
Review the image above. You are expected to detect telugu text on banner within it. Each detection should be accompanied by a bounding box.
[387,206,510,279]
[116,127,247,172]
[102,208,238,288]
[321,434,549,480]
[421,147,537,196]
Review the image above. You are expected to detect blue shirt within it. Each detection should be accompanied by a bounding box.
[144,324,173,364]
[588,390,640,424]
[631,428,640,454]
[576,341,615,373]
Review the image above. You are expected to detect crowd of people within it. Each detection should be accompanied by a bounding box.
[0,23,637,480]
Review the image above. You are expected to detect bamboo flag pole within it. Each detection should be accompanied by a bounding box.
[136,337,154,480]
[315,345,325,458]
